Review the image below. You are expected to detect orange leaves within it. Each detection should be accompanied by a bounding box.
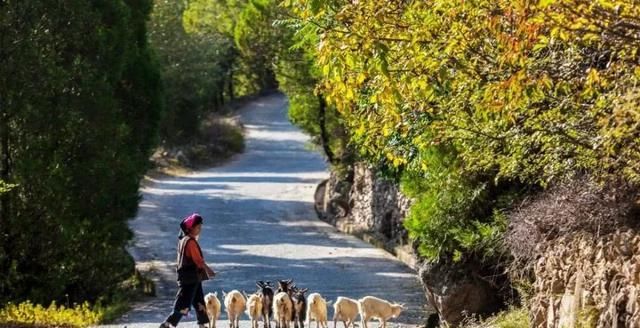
[289,0,640,183]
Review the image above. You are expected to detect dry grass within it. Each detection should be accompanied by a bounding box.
[506,176,639,267]
[149,115,244,177]
[460,307,530,328]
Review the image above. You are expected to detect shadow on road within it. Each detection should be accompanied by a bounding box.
[114,94,426,326]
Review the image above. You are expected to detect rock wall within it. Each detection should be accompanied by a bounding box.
[317,167,640,327]
[506,177,640,327]
[419,260,503,326]
[315,162,504,327]
[531,230,640,327]
[315,163,413,257]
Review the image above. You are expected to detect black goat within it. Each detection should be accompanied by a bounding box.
[257,281,275,328]
[292,288,308,328]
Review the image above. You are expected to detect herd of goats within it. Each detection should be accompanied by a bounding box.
[204,280,406,328]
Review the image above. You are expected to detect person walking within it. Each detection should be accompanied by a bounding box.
[160,213,216,328]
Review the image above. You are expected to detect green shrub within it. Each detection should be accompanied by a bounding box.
[0,301,103,328]
[187,118,245,166]
[401,147,513,262]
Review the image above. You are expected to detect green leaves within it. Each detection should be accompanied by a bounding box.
[291,0,640,185]
[150,0,238,143]
[538,0,557,8]
[0,181,17,194]
[286,0,640,264]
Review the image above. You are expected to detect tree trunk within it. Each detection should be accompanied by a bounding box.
[0,103,10,257]
[228,69,235,101]
[0,115,8,212]
[317,94,336,164]
[214,81,224,110]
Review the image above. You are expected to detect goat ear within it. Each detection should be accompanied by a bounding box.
[242,290,248,299]
[285,279,293,284]
[213,291,218,297]
[302,288,309,293]
[222,289,227,297]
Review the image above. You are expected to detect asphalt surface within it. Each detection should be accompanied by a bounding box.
[97,94,427,328]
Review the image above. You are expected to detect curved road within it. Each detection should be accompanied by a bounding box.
[101,94,426,328]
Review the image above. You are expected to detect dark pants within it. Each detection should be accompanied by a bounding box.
[164,282,210,326]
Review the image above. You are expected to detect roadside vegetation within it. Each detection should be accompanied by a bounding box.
[2,0,640,326]
[274,0,640,323]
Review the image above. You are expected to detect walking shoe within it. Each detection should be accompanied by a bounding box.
[159,322,174,328]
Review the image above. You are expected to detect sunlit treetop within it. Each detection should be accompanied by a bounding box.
[285,0,640,185]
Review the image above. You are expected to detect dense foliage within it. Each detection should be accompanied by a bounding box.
[149,0,237,144]
[0,0,162,304]
[284,0,640,261]
[184,0,351,169]
[183,0,279,98]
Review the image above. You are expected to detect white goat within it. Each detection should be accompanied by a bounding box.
[223,290,247,328]
[306,293,329,328]
[332,297,359,328]
[273,291,293,328]
[204,292,222,328]
[357,296,404,328]
[244,291,264,328]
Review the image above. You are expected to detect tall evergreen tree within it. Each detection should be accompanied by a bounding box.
[0,0,162,303]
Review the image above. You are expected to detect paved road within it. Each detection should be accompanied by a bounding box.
[99,94,427,328]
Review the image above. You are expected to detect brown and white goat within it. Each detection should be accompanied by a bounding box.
[306,293,329,328]
[244,291,264,328]
[204,292,221,328]
[357,296,404,328]
[332,297,358,328]
[223,289,246,328]
[273,291,293,328]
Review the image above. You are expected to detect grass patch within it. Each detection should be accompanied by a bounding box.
[151,115,245,176]
[96,269,156,324]
[188,117,245,166]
